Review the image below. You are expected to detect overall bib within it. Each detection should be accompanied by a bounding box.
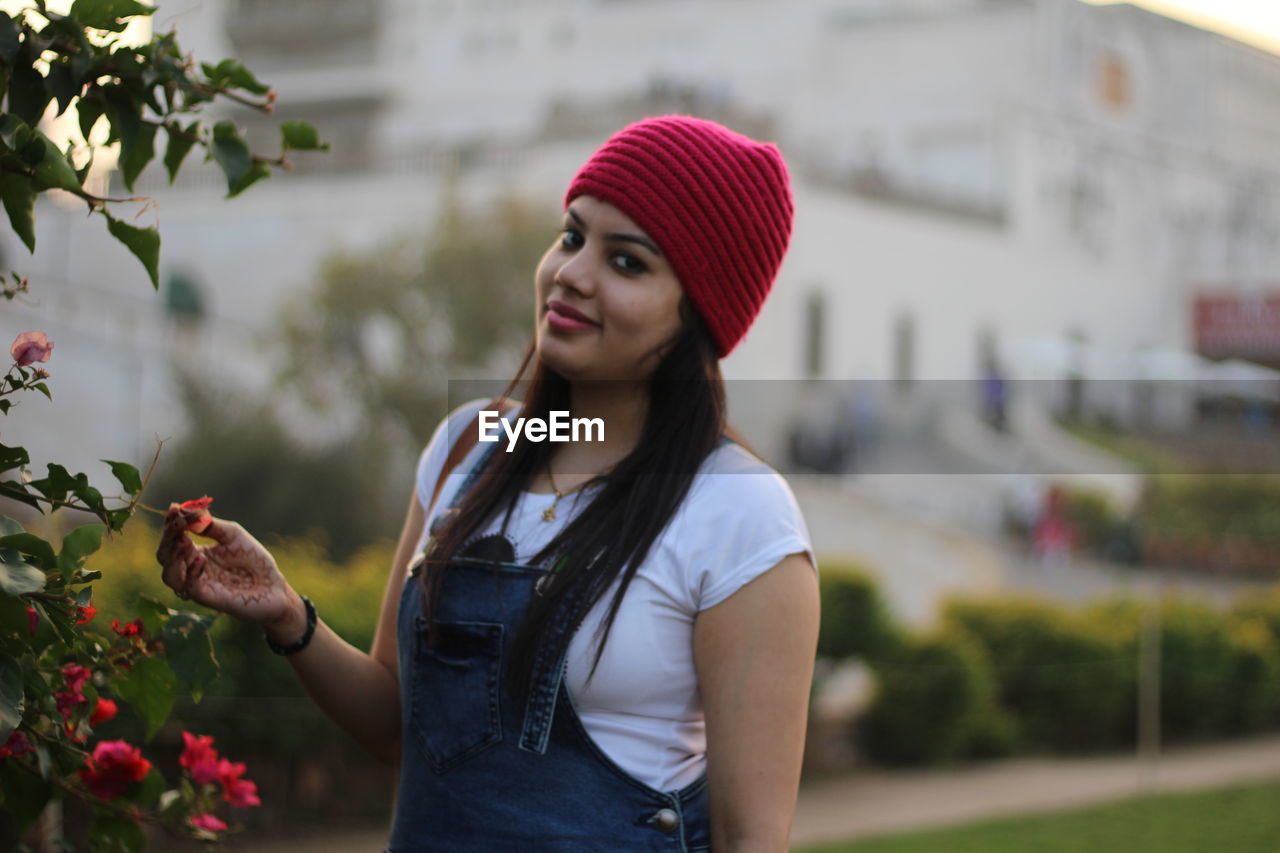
[387,443,712,852]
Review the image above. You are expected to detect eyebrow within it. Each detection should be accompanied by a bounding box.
[566,207,663,258]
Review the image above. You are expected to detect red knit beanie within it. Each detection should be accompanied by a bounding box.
[563,115,794,358]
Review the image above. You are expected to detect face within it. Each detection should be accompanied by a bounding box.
[534,195,685,382]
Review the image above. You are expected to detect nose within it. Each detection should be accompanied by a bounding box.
[551,250,596,297]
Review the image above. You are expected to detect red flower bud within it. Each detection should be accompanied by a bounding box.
[75,602,97,625]
[90,697,118,726]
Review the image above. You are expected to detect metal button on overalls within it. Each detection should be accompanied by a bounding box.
[651,808,680,834]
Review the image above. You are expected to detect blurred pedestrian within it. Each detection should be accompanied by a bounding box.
[1031,484,1074,569]
[982,358,1008,432]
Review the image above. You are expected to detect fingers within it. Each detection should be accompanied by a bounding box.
[197,516,242,546]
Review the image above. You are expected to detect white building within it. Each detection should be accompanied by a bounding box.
[4,0,1279,474]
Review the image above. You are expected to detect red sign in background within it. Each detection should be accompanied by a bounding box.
[1193,293,1280,363]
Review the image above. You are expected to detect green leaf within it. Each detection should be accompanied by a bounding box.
[101,85,140,153]
[202,58,270,95]
[31,132,82,193]
[134,766,165,808]
[0,481,40,511]
[280,120,329,152]
[0,550,44,596]
[0,444,31,476]
[71,0,155,32]
[114,655,175,742]
[0,12,20,67]
[103,211,160,289]
[0,533,56,570]
[210,120,260,197]
[119,120,156,192]
[0,113,30,150]
[102,460,142,495]
[89,810,146,852]
[47,61,78,116]
[78,94,105,141]
[31,382,50,400]
[0,653,23,741]
[0,760,51,838]
[134,595,170,634]
[163,611,219,702]
[0,172,37,252]
[230,160,270,197]
[38,599,75,646]
[7,46,49,126]
[163,120,198,183]
[58,524,105,572]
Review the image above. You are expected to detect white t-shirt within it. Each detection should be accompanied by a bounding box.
[410,399,816,792]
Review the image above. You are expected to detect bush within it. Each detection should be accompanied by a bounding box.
[1135,476,1280,575]
[943,597,1134,751]
[860,628,1001,765]
[816,560,900,660]
[1059,486,1121,553]
[82,518,395,755]
[1221,618,1280,734]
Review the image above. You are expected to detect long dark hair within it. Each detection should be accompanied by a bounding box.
[419,301,728,700]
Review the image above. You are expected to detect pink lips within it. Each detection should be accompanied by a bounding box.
[546,300,599,332]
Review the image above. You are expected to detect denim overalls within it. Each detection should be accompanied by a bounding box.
[387,442,712,852]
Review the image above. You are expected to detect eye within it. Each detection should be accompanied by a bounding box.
[612,253,648,275]
[559,228,583,250]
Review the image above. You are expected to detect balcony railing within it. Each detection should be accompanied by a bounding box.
[226,0,382,57]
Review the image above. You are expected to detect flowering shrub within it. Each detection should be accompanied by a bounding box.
[1,1,325,848]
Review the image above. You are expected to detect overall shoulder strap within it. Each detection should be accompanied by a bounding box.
[425,398,517,522]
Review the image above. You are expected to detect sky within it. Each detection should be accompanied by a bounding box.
[1084,0,1280,55]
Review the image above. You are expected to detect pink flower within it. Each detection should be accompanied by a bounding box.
[9,331,53,367]
[216,758,261,808]
[25,606,37,636]
[0,731,34,759]
[189,813,228,832]
[75,601,97,625]
[55,663,92,721]
[78,740,152,801]
[180,731,221,786]
[90,698,118,726]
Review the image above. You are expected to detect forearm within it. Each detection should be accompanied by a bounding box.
[263,587,401,764]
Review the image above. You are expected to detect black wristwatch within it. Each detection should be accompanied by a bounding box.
[265,595,317,656]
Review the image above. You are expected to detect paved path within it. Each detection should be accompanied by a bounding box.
[791,732,1280,848]
[213,733,1280,851]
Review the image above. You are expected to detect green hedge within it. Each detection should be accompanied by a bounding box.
[817,560,901,660]
[860,627,1010,765]
[71,517,395,755]
[943,597,1133,751]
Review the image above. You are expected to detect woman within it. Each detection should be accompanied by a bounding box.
[157,115,819,852]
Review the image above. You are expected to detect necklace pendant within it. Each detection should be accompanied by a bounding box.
[542,503,558,523]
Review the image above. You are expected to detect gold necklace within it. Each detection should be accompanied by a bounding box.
[541,462,589,523]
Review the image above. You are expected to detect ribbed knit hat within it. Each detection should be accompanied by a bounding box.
[564,115,794,358]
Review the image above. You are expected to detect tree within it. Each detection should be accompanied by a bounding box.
[272,192,547,455]
[0,2,325,848]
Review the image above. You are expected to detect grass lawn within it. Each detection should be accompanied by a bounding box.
[796,778,1280,853]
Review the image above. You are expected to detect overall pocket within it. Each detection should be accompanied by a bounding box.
[409,616,504,773]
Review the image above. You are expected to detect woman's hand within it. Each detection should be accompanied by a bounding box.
[156,504,293,627]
